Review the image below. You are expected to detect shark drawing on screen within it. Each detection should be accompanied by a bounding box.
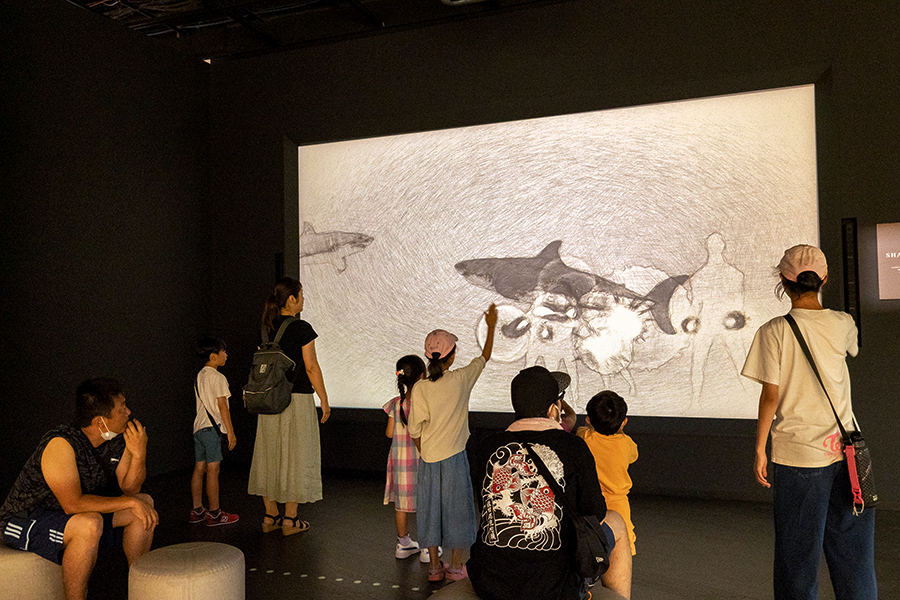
[300,222,374,273]
[456,241,689,403]
[455,241,688,333]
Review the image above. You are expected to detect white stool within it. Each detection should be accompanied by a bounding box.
[0,543,66,600]
[128,542,244,600]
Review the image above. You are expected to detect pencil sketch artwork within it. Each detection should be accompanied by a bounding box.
[297,85,819,418]
[300,222,374,273]
[461,232,754,413]
[457,241,689,405]
[677,233,753,406]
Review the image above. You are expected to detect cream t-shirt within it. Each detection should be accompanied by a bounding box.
[193,366,231,434]
[408,356,486,463]
[741,308,858,467]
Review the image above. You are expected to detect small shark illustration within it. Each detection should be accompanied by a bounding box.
[454,241,688,334]
[300,222,374,274]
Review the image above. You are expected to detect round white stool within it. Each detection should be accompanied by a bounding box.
[128,542,244,600]
[0,544,65,600]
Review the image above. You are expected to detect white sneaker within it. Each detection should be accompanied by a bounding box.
[395,539,420,559]
[419,546,443,563]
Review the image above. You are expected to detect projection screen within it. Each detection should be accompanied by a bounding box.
[297,85,818,418]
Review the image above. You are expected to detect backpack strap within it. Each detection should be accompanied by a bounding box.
[261,316,296,346]
[272,317,295,345]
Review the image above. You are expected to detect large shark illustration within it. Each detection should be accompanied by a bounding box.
[300,222,374,274]
[454,241,688,334]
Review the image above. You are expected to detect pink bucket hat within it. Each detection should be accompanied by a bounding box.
[424,329,458,360]
[779,244,828,282]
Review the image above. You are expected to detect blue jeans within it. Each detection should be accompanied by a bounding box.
[772,461,877,600]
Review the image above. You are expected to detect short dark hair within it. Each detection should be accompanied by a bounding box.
[197,336,227,360]
[586,391,627,435]
[74,378,124,428]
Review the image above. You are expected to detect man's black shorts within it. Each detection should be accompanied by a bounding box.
[2,508,118,565]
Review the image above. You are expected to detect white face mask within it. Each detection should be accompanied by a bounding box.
[99,417,119,441]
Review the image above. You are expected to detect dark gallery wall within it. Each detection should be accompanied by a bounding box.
[0,0,897,512]
[0,1,210,491]
[206,1,900,508]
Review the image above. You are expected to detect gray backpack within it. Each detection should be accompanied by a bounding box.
[242,317,296,415]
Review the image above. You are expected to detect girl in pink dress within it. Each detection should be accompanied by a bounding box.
[384,354,432,561]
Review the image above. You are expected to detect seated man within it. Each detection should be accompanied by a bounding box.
[467,366,632,600]
[0,378,158,600]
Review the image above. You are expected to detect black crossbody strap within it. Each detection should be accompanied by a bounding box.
[523,443,581,520]
[195,378,221,433]
[783,314,850,440]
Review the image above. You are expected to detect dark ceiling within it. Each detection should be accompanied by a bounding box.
[67,0,563,63]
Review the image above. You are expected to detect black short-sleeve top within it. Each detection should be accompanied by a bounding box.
[268,315,318,395]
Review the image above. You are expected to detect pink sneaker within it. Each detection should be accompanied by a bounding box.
[206,510,239,527]
[445,564,468,581]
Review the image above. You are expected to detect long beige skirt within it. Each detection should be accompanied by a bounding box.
[247,393,322,504]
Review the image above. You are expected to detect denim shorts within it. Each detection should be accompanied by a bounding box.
[2,508,116,565]
[194,426,223,463]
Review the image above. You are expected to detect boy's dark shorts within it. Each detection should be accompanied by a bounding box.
[600,521,616,553]
[2,508,118,565]
[194,426,223,463]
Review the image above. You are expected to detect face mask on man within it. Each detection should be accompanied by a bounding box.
[99,417,119,441]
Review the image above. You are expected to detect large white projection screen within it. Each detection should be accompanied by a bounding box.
[298,85,818,418]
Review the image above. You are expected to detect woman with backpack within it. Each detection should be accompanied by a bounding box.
[248,277,331,536]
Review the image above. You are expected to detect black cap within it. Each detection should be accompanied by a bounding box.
[550,371,571,395]
[511,366,560,419]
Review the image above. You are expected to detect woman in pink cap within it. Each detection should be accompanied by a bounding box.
[408,304,497,582]
[741,245,876,600]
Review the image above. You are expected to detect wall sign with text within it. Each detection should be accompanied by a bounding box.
[877,222,900,300]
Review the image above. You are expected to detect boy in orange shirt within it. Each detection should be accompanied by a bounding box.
[576,391,638,554]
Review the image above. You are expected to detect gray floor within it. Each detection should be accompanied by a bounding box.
[90,467,898,600]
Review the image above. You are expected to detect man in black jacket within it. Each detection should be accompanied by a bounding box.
[467,366,631,600]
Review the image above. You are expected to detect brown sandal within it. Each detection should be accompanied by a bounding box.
[282,516,310,536]
[262,513,283,534]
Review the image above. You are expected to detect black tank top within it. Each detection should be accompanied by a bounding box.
[0,425,125,523]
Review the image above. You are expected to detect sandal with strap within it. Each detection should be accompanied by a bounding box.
[428,562,447,582]
[282,516,310,536]
[262,513,283,534]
